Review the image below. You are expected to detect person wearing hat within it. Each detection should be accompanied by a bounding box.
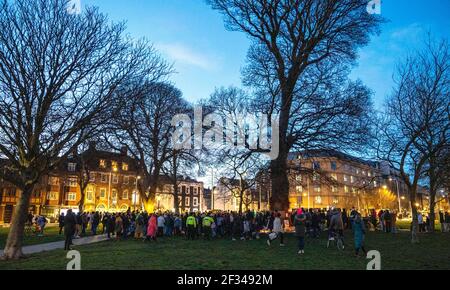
[294,208,307,254]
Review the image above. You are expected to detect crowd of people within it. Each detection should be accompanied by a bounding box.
[56,206,442,257]
[24,206,449,257]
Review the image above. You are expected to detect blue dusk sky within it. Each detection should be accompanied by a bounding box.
[84,0,450,108]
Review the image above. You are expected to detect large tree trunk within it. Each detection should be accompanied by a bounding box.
[270,151,290,211]
[2,185,33,260]
[270,94,291,212]
[173,186,180,214]
[409,188,419,244]
[238,191,243,215]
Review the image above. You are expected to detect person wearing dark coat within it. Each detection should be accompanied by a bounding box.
[294,209,307,254]
[91,212,100,235]
[58,213,65,235]
[64,210,76,251]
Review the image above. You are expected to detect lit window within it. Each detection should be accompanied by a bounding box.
[122,190,129,200]
[313,162,321,170]
[296,186,303,194]
[373,181,378,187]
[86,189,94,201]
[112,189,118,198]
[333,197,339,204]
[112,174,119,184]
[313,173,320,181]
[296,174,302,182]
[68,177,78,187]
[99,159,106,168]
[314,185,321,193]
[344,186,349,193]
[48,177,59,186]
[112,161,118,171]
[100,188,107,199]
[330,161,337,171]
[122,163,128,171]
[331,186,338,193]
[68,163,77,172]
[350,176,355,183]
[67,192,77,201]
[331,173,337,181]
[343,175,349,182]
[47,192,58,200]
[315,196,322,204]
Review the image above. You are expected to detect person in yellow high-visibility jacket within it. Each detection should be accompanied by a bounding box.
[186,213,197,240]
[202,214,215,240]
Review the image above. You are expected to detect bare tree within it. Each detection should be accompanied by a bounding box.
[376,38,450,243]
[162,149,201,214]
[217,150,263,214]
[106,82,188,212]
[0,0,159,259]
[208,0,382,211]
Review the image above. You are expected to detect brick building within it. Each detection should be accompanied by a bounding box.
[0,143,205,224]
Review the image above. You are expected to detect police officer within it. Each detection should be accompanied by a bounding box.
[186,212,197,240]
[202,214,215,240]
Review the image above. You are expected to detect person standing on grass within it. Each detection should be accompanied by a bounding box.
[91,211,100,236]
[186,212,197,240]
[174,214,182,236]
[391,211,398,233]
[353,213,367,257]
[445,211,450,233]
[294,208,306,255]
[384,210,392,233]
[157,214,165,237]
[439,211,445,232]
[202,213,214,240]
[58,212,65,235]
[37,215,47,237]
[418,212,424,233]
[146,214,158,241]
[115,214,123,240]
[267,212,285,247]
[64,209,76,251]
[135,212,144,239]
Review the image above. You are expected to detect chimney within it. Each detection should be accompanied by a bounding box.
[120,146,128,156]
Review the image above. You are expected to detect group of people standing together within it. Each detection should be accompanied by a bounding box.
[58,206,378,257]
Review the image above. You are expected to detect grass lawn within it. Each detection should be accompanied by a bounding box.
[0,225,95,249]
[0,230,449,270]
[0,226,64,249]
[397,220,442,231]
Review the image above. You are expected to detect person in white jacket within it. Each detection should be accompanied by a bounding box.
[267,212,285,246]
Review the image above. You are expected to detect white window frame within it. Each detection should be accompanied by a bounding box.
[67,192,77,201]
[100,188,107,200]
[68,162,77,172]
[47,191,58,200]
